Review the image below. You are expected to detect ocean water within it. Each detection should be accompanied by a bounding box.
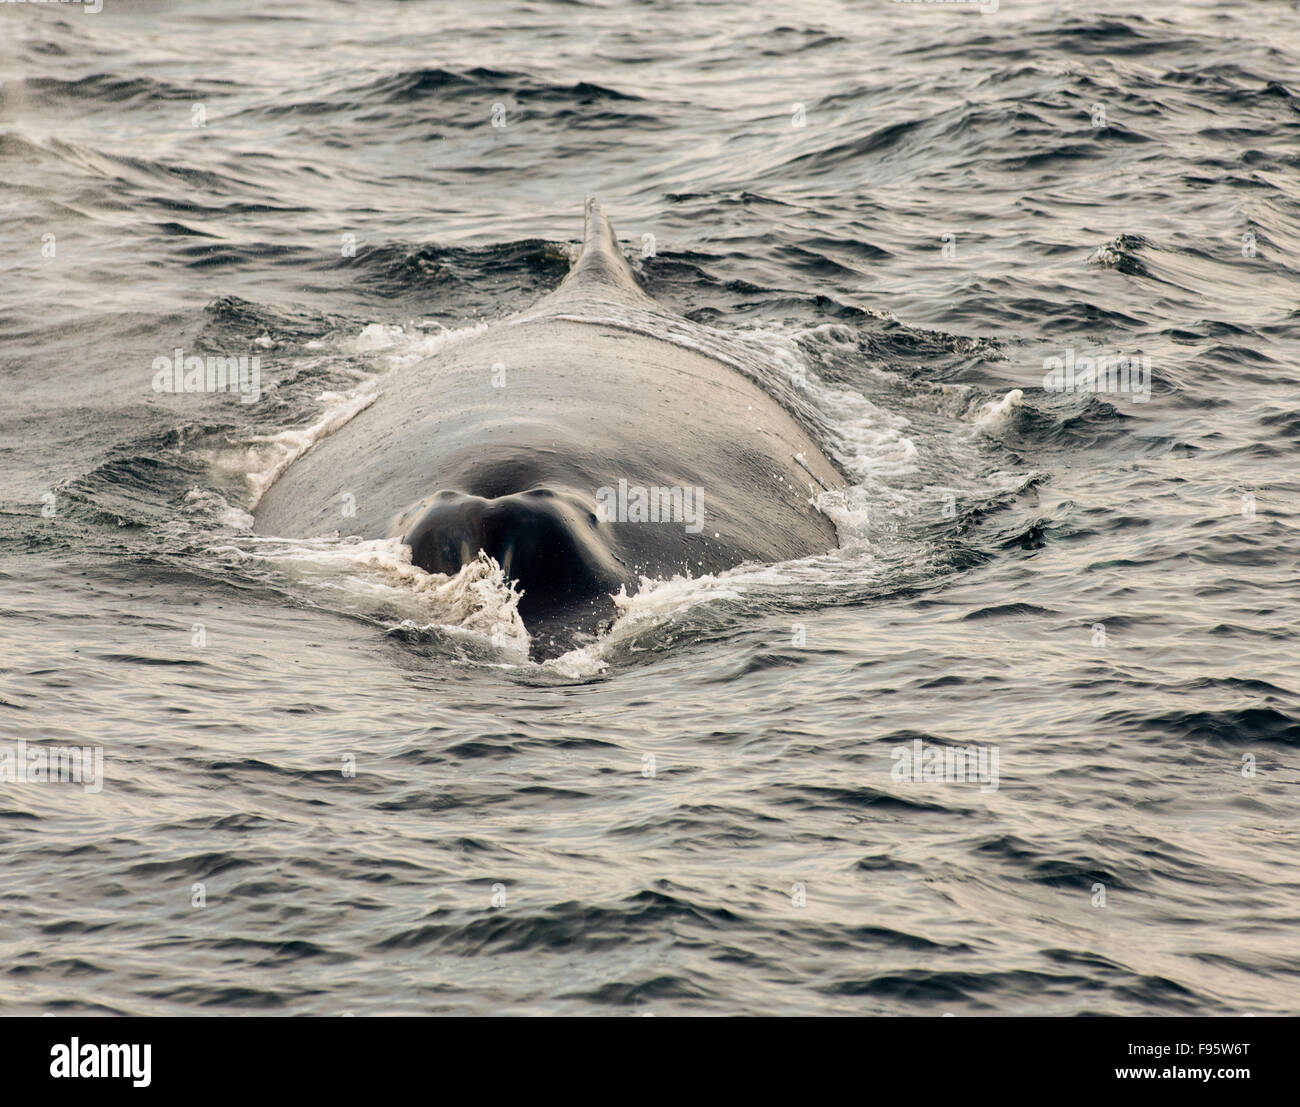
[1,0,1299,1016]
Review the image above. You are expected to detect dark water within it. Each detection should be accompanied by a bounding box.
[2,0,1299,1015]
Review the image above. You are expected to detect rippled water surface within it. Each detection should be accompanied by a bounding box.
[2,0,1299,1015]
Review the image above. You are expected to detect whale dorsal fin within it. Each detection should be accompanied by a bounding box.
[516,199,657,322]
[557,197,651,300]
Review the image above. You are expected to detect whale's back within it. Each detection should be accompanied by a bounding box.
[250,201,844,654]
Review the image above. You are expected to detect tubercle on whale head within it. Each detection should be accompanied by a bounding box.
[394,486,630,628]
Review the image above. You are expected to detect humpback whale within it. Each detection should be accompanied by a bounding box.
[253,200,846,656]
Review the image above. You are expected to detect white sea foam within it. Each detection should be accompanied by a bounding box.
[971,388,1024,429]
[209,535,531,656]
[535,570,750,678]
[182,486,254,531]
